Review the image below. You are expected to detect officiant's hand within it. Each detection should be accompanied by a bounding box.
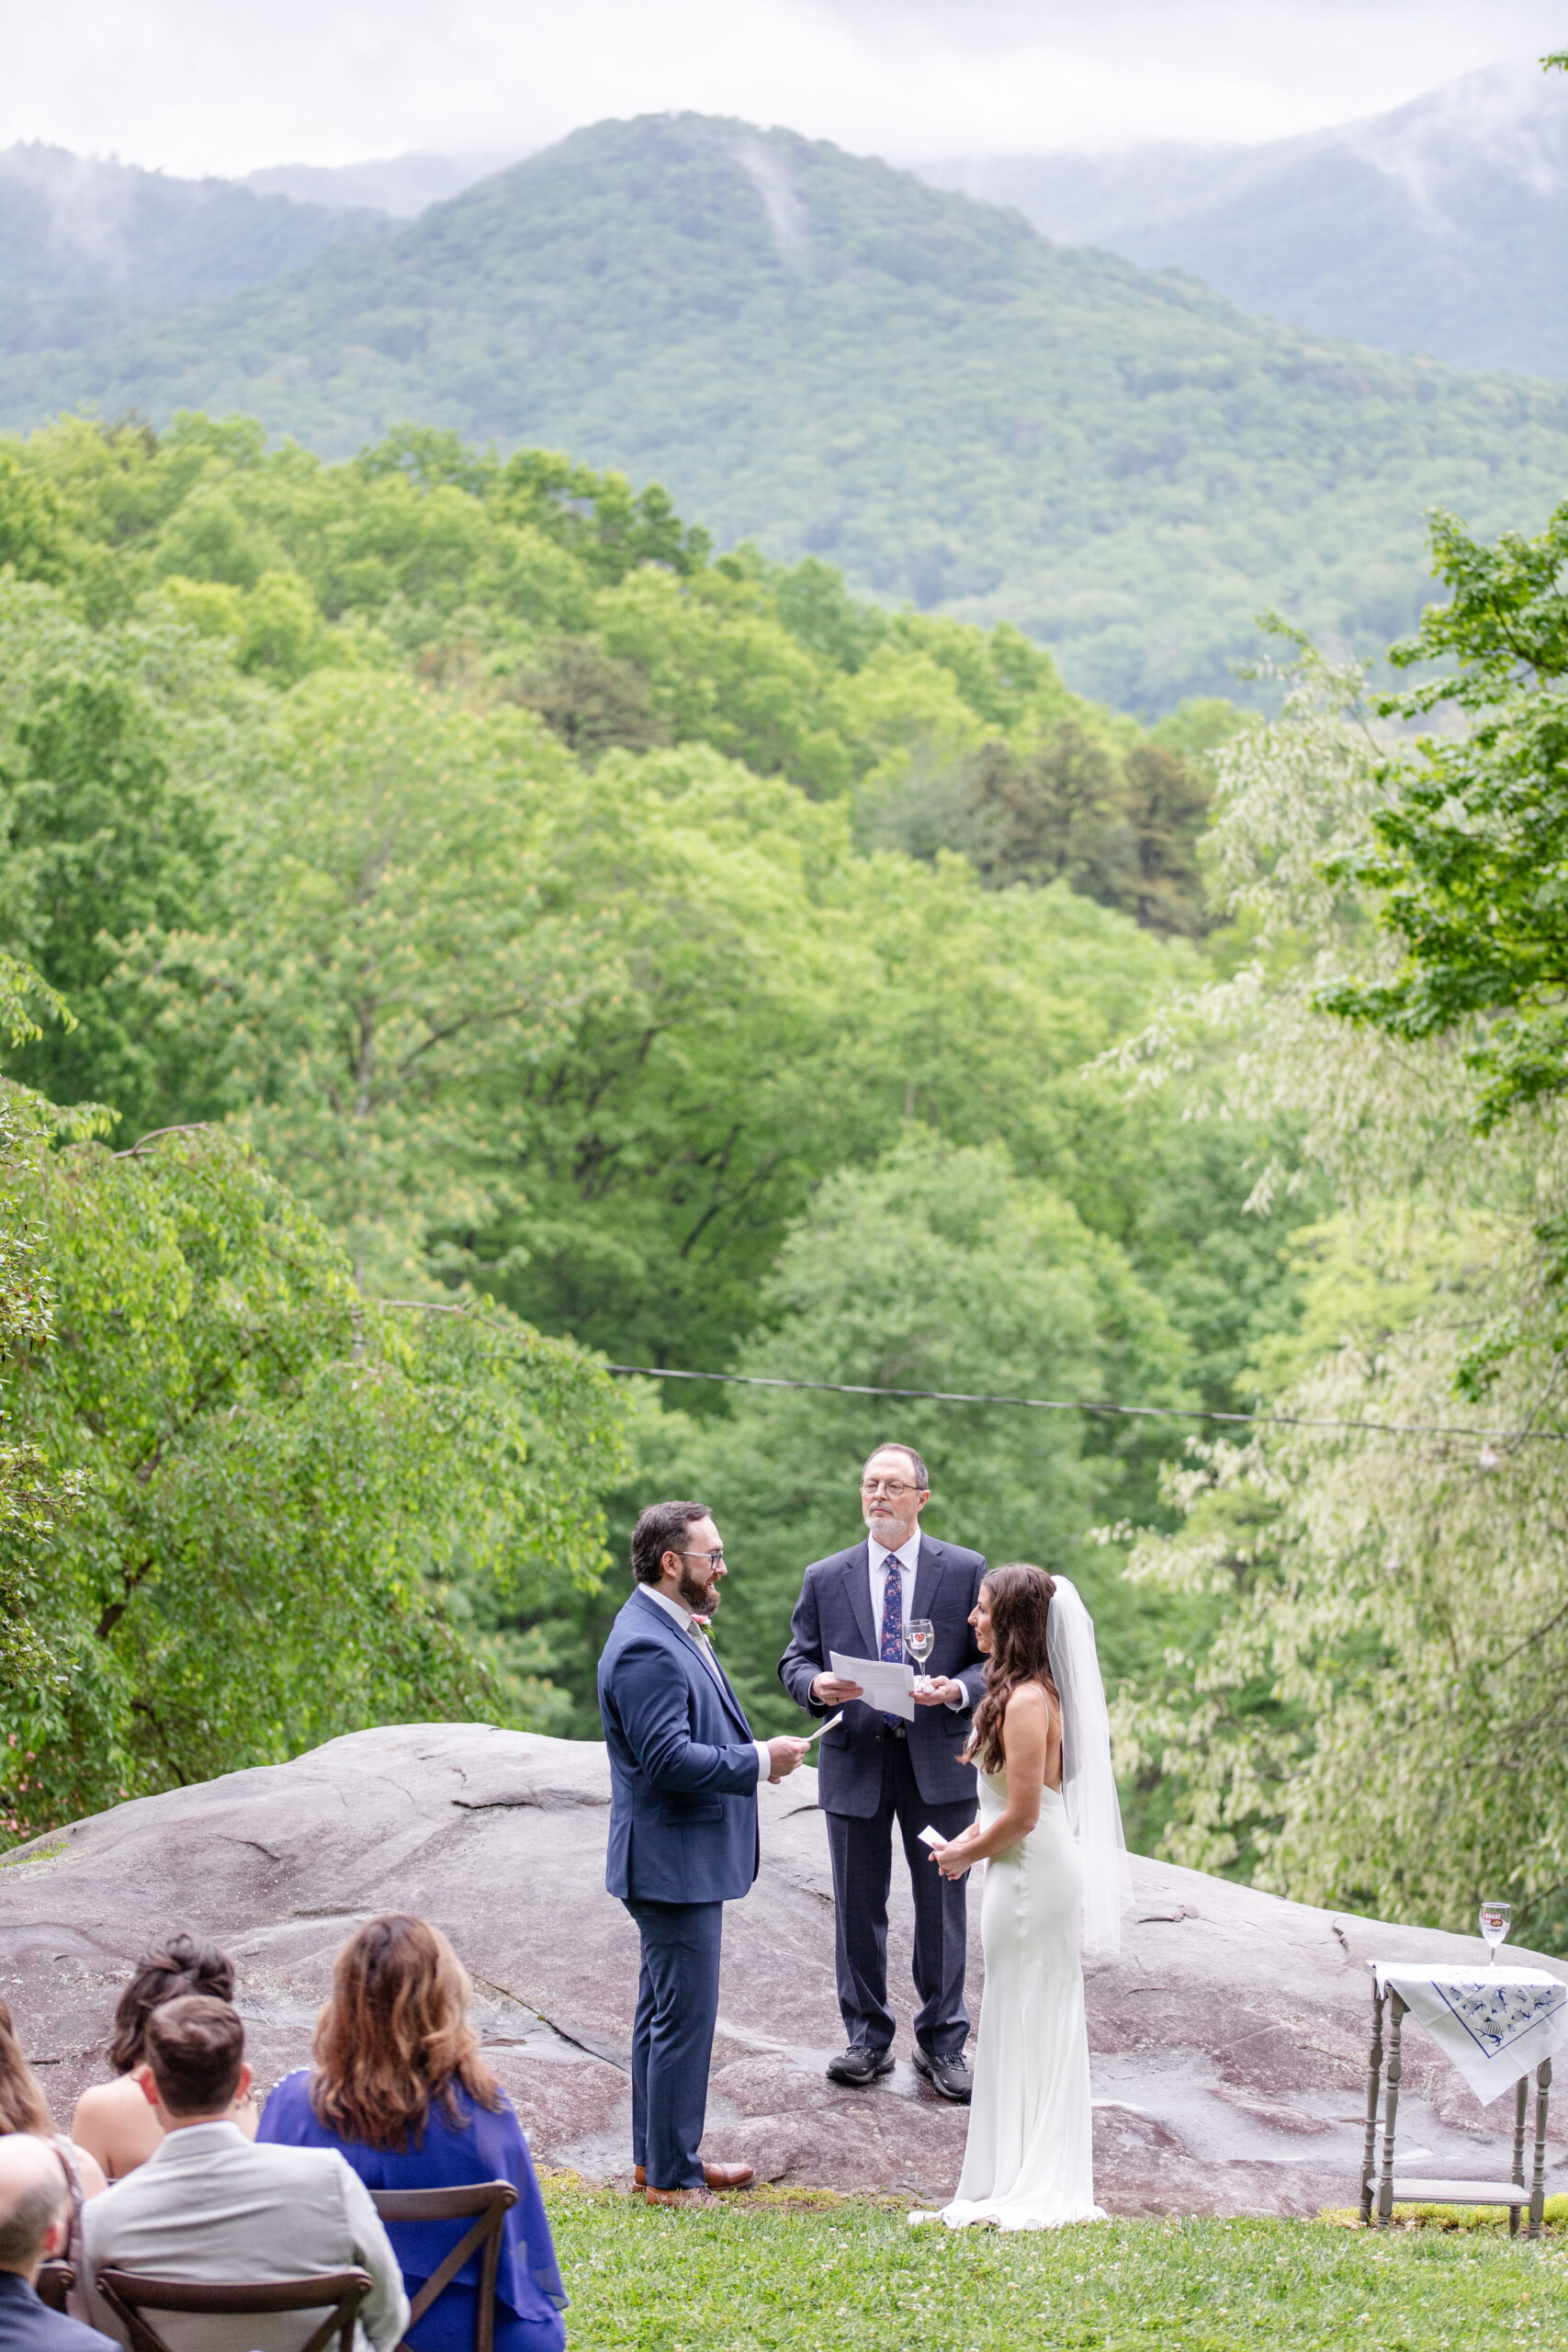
[912,1676,964,1707]
[811,1674,863,1706]
[767,1736,810,1782]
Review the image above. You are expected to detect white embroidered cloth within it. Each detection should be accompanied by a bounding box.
[1374,1963,1568,2105]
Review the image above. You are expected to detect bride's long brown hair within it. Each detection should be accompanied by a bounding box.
[966,1564,1058,1775]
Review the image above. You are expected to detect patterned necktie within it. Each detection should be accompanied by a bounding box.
[880,1551,904,1726]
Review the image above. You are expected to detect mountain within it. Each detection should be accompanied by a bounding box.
[242,149,525,218]
[920,62,1568,379]
[0,144,389,356]
[4,111,1568,712]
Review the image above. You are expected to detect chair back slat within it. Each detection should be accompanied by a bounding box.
[95,2267,373,2352]
[35,2262,74,2314]
[369,2182,517,2352]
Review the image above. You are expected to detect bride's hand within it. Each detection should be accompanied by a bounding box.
[931,1827,978,1879]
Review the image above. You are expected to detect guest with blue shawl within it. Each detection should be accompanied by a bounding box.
[257,1916,566,2352]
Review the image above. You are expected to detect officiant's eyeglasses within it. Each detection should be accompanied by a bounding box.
[860,1478,921,1498]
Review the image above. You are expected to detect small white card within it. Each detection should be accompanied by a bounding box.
[918,1825,944,1849]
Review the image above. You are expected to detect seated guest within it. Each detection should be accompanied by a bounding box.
[259,1916,566,2352]
[73,1936,257,2181]
[83,1996,407,2352]
[0,2000,105,2295]
[0,2137,114,2352]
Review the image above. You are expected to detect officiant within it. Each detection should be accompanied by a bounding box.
[778,1443,987,2103]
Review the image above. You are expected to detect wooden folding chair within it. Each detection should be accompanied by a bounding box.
[34,2262,73,2313]
[370,2183,518,2352]
[94,2267,373,2352]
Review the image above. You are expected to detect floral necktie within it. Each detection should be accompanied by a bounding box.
[880,1552,904,1726]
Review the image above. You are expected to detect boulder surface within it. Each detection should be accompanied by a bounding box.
[3,1724,1562,2215]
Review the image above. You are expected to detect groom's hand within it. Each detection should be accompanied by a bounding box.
[766,1736,810,1782]
[811,1674,863,1705]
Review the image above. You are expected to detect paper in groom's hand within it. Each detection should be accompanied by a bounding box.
[829,1651,915,1722]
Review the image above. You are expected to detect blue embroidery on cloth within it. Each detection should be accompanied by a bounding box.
[1431,1979,1566,2057]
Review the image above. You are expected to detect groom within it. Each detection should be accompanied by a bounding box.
[779,1443,987,2102]
[599,1499,808,2208]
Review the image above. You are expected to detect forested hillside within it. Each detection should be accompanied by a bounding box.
[6,114,1568,710]
[0,144,388,357]
[0,406,1309,1841]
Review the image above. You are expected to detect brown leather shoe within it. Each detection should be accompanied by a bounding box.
[635,2163,755,2192]
[699,2163,755,2190]
[644,2186,718,2209]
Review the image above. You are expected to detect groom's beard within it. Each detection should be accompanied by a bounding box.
[680,1565,721,1615]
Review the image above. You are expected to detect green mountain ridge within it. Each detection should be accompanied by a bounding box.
[6,111,1568,710]
[0,141,389,355]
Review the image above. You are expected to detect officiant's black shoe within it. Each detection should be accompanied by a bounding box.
[912,2046,973,2103]
[827,2045,896,2087]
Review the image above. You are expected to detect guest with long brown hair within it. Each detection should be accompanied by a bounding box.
[0,2000,105,2300]
[71,1935,257,2182]
[258,1916,565,2352]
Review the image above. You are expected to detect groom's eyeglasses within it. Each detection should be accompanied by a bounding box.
[861,1479,921,1498]
[680,1547,726,1566]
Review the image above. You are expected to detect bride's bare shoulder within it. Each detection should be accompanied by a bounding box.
[1003,1680,1049,1717]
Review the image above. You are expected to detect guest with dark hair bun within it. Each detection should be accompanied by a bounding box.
[72,1935,257,2181]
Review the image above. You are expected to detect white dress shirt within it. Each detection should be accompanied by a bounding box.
[643,1582,773,1783]
[868,1530,970,1711]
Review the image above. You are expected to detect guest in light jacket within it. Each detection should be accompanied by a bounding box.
[84,1996,406,2352]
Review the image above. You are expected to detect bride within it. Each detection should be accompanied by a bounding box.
[921,1563,1129,2230]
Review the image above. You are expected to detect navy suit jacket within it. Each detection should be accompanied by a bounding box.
[0,2276,114,2352]
[598,1585,762,1905]
[778,1534,987,1816]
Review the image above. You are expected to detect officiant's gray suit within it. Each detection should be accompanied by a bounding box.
[779,1534,986,2059]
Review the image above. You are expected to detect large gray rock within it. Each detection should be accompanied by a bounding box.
[3,1724,1562,2215]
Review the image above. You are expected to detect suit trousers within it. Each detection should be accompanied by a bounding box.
[824,1734,976,2059]
[624,1895,723,2190]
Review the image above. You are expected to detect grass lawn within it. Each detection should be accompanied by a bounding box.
[543,2179,1568,2351]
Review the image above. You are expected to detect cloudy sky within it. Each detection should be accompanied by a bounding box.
[1,0,1562,177]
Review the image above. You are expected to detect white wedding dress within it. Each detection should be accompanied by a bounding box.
[938,1766,1105,2230]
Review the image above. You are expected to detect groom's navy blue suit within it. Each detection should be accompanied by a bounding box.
[599,1584,762,2189]
[780,1534,987,2059]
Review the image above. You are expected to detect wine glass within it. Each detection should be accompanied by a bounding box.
[906,1618,935,1692]
[1479,1900,1512,1964]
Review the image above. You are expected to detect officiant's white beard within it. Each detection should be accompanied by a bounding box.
[863,1496,918,1548]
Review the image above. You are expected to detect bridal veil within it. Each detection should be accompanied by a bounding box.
[1044,1575,1133,1955]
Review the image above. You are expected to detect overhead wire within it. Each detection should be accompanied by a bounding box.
[373,1306,1561,1446]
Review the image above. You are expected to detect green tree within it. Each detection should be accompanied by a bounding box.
[167,670,600,1294]
[1114,1209,1568,1949]
[628,1136,1191,1738]
[0,584,223,1132]
[0,1101,625,1838]
[511,635,668,762]
[1316,500,1568,1130]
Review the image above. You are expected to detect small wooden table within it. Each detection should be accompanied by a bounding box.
[1360,1969,1553,2235]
